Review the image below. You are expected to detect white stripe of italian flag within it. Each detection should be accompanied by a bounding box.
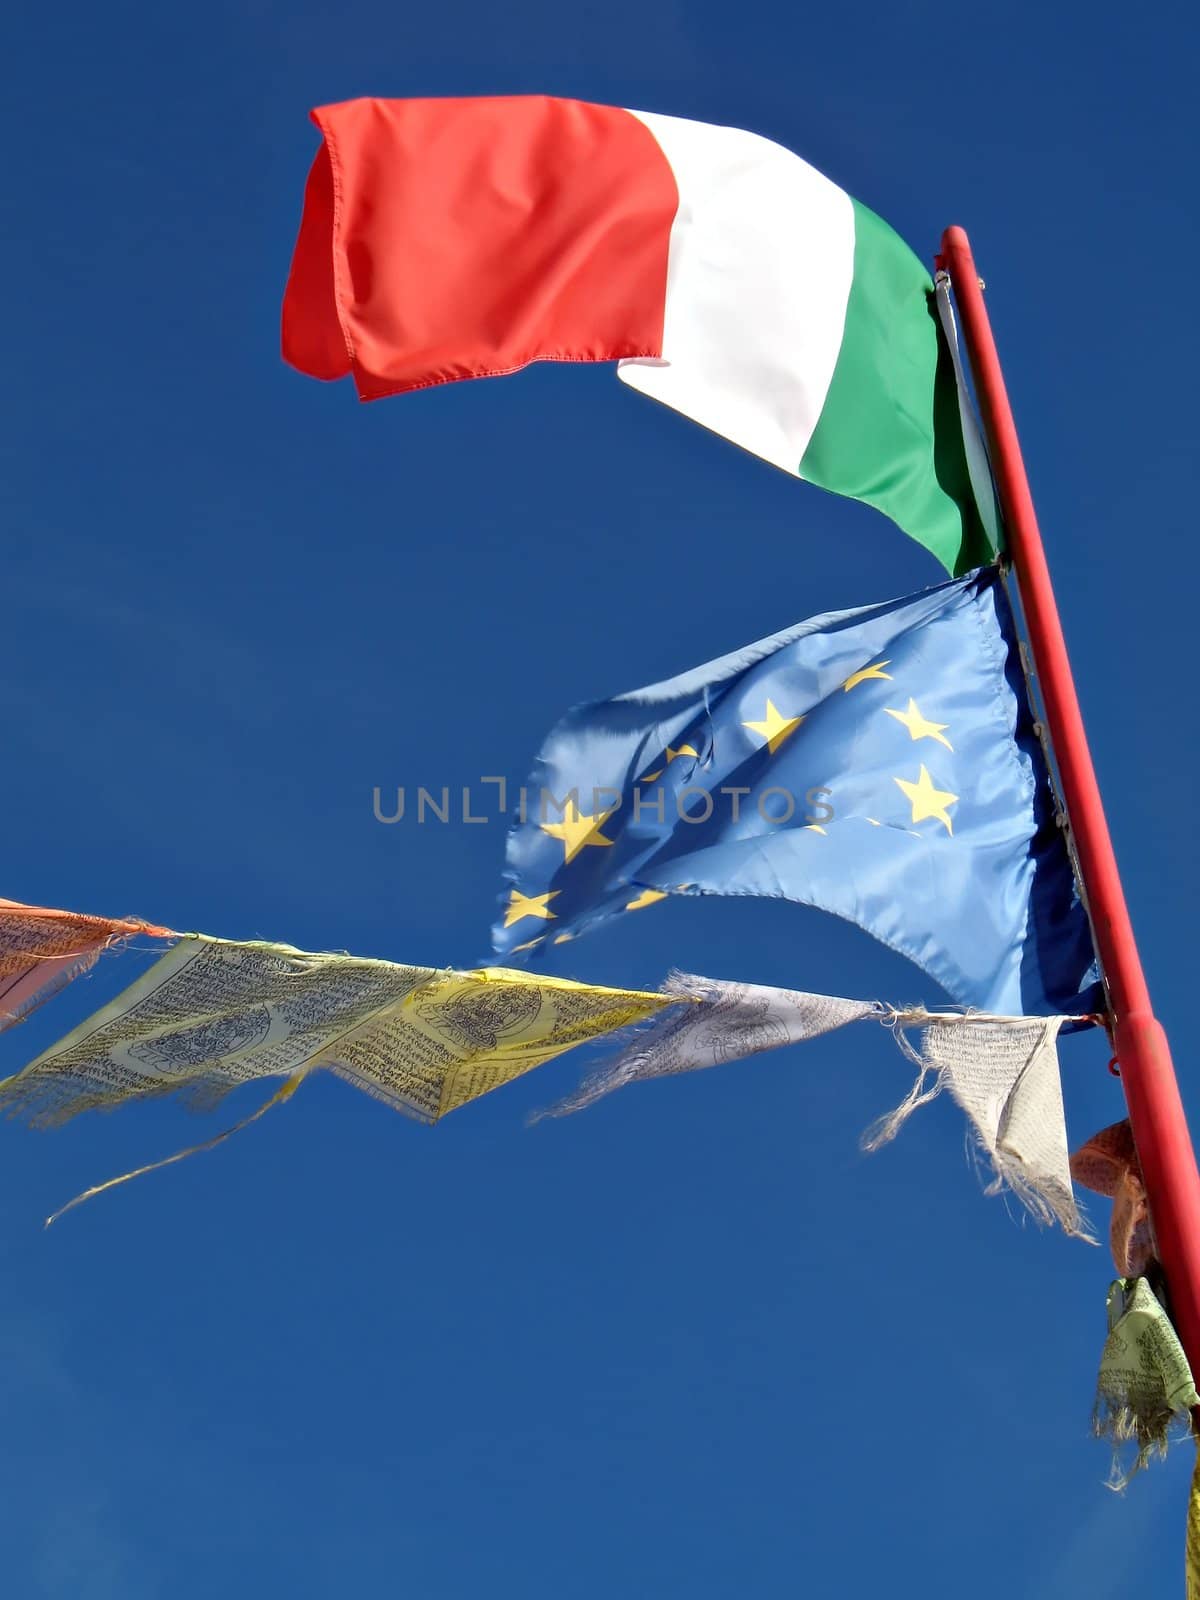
[283,96,995,573]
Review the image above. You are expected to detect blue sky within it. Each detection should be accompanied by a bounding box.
[3,1,1197,1594]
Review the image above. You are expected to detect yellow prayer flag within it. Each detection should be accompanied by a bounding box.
[0,934,673,1127]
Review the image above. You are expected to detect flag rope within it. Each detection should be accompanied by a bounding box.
[44,1070,306,1227]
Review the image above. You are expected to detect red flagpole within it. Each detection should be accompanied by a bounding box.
[939,224,1200,1373]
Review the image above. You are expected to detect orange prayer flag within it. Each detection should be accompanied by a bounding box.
[0,897,170,1031]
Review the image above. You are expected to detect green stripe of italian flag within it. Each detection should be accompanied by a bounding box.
[283,96,998,574]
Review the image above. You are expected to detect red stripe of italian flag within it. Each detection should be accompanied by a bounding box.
[283,95,995,574]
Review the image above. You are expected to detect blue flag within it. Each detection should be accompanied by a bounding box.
[492,568,1100,1017]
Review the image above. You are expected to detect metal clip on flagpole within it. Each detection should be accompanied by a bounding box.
[937,226,1200,1387]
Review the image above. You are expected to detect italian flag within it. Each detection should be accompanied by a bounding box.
[283,95,995,574]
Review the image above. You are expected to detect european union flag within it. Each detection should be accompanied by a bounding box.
[492,568,1100,1017]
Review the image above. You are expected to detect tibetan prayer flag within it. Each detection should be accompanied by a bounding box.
[546,973,878,1115]
[547,970,1088,1237]
[493,567,1100,1017]
[0,935,674,1128]
[0,897,169,1031]
[1072,1120,1154,1277]
[1094,1275,1199,1483]
[282,95,995,574]
[866,1010,1088,1238]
